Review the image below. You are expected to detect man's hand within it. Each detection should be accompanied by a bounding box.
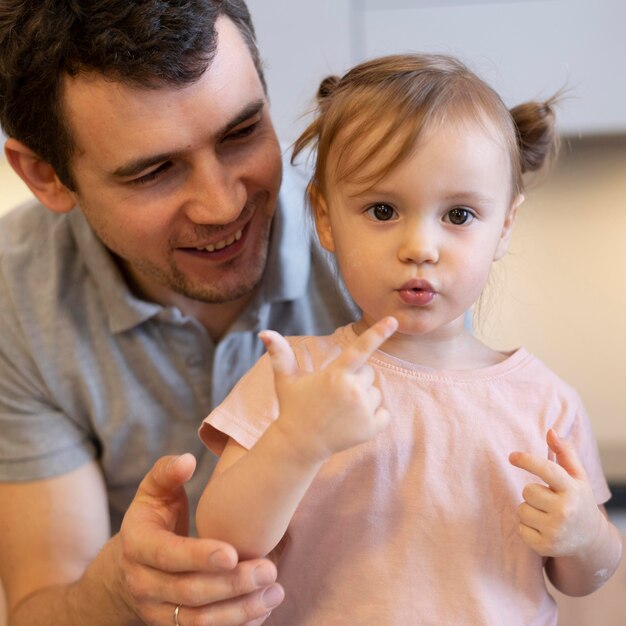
[509,429,604,558]
[116,453,284,625]
[259,316,398,465]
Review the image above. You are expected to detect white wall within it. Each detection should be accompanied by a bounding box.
[246,0,353,148]
[0,158,32,213]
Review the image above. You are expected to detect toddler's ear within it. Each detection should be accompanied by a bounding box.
[494,194,524,260]
[4,139,77,213]
[308,181,335,253]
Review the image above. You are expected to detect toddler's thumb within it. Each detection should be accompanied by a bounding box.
[259,330,298,379]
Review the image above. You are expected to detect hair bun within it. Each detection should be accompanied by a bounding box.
[317,75,341,102]
[511,97,559,174]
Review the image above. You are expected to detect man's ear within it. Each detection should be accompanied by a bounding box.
[494,194,524,261]
[308,181,335,253]
[4,138,77,213]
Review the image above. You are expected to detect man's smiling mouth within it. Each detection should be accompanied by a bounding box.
[194,229,243,252]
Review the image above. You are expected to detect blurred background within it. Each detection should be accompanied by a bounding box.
[1,0,625,622]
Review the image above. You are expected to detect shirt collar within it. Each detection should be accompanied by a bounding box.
[70,209,163,333]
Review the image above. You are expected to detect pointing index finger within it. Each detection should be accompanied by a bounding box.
[337,317,398,372]
[509,450,570,492]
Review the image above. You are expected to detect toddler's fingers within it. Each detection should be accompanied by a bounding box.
[374,406,391,430]
[336,317,397,372]
[509,451,569,492]
[259,331,298,379]
[521,482,555,513]
[355,364,375,388]
[367,386,382,410]
[547,429,588,481]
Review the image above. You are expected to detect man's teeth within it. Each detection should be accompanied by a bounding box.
[196,229,242,252]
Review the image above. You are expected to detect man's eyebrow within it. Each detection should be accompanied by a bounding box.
[111,150,184,179]
[111,99,266,179]
[219,99,265,136]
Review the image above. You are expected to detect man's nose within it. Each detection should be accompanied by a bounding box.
[182,155,247,225]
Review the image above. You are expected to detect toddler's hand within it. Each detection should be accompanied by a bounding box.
[259,317,398,465]
[509,429,604,558]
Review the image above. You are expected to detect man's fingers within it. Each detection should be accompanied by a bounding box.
[509,450,570,492]
[163,582,284,626]
[129,454,197,535]
[259,330,298,378]
[135,454,197,501]
[547,428,588,480]
[124,527,240,574]
[336,316,398,372]
[133,557,279,605]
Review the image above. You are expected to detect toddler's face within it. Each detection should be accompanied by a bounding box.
[314,118,521,341]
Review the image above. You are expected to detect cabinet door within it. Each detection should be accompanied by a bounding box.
[359,0,626,135]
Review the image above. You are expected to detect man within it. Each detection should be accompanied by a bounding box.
[0,1,355,624]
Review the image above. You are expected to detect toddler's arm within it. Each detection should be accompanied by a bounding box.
[509,429,623,596]
[196,317,397,560]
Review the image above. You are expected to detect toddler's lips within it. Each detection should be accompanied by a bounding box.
[397,279,435,306]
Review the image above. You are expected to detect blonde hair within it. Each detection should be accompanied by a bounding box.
[292,53,558,203]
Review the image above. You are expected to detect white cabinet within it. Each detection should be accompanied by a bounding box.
[248,0,626,140]
[360,0,626,135]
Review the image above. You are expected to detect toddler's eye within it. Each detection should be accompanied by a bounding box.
[446,207,474,225]
[366,203,397,222]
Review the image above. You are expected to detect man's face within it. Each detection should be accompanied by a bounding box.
[62,16,282,307]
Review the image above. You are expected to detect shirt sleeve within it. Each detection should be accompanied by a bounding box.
[565,395,612,505]
[199,352,279,455]
[0,279,97,481]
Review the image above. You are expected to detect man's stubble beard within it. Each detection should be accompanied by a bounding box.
[127,217,272,304]
[79,184,276,306]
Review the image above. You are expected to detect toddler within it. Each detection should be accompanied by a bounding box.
[196,53,622,625]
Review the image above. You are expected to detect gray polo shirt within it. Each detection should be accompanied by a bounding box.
[0,160,357,532]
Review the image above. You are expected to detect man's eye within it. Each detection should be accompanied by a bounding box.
[366,203,397,222]
[132,162,172,185]
[227,122,259,140]
[445,207,474,225]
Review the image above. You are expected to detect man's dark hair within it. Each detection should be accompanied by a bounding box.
[0,0,264,189]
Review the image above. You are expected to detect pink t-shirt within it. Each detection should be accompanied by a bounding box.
[200,324,610,626]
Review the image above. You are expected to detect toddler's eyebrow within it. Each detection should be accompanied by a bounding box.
[442,191,495,204]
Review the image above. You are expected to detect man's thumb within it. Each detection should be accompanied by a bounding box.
[259,330,298,378]
[137,453,197,499]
